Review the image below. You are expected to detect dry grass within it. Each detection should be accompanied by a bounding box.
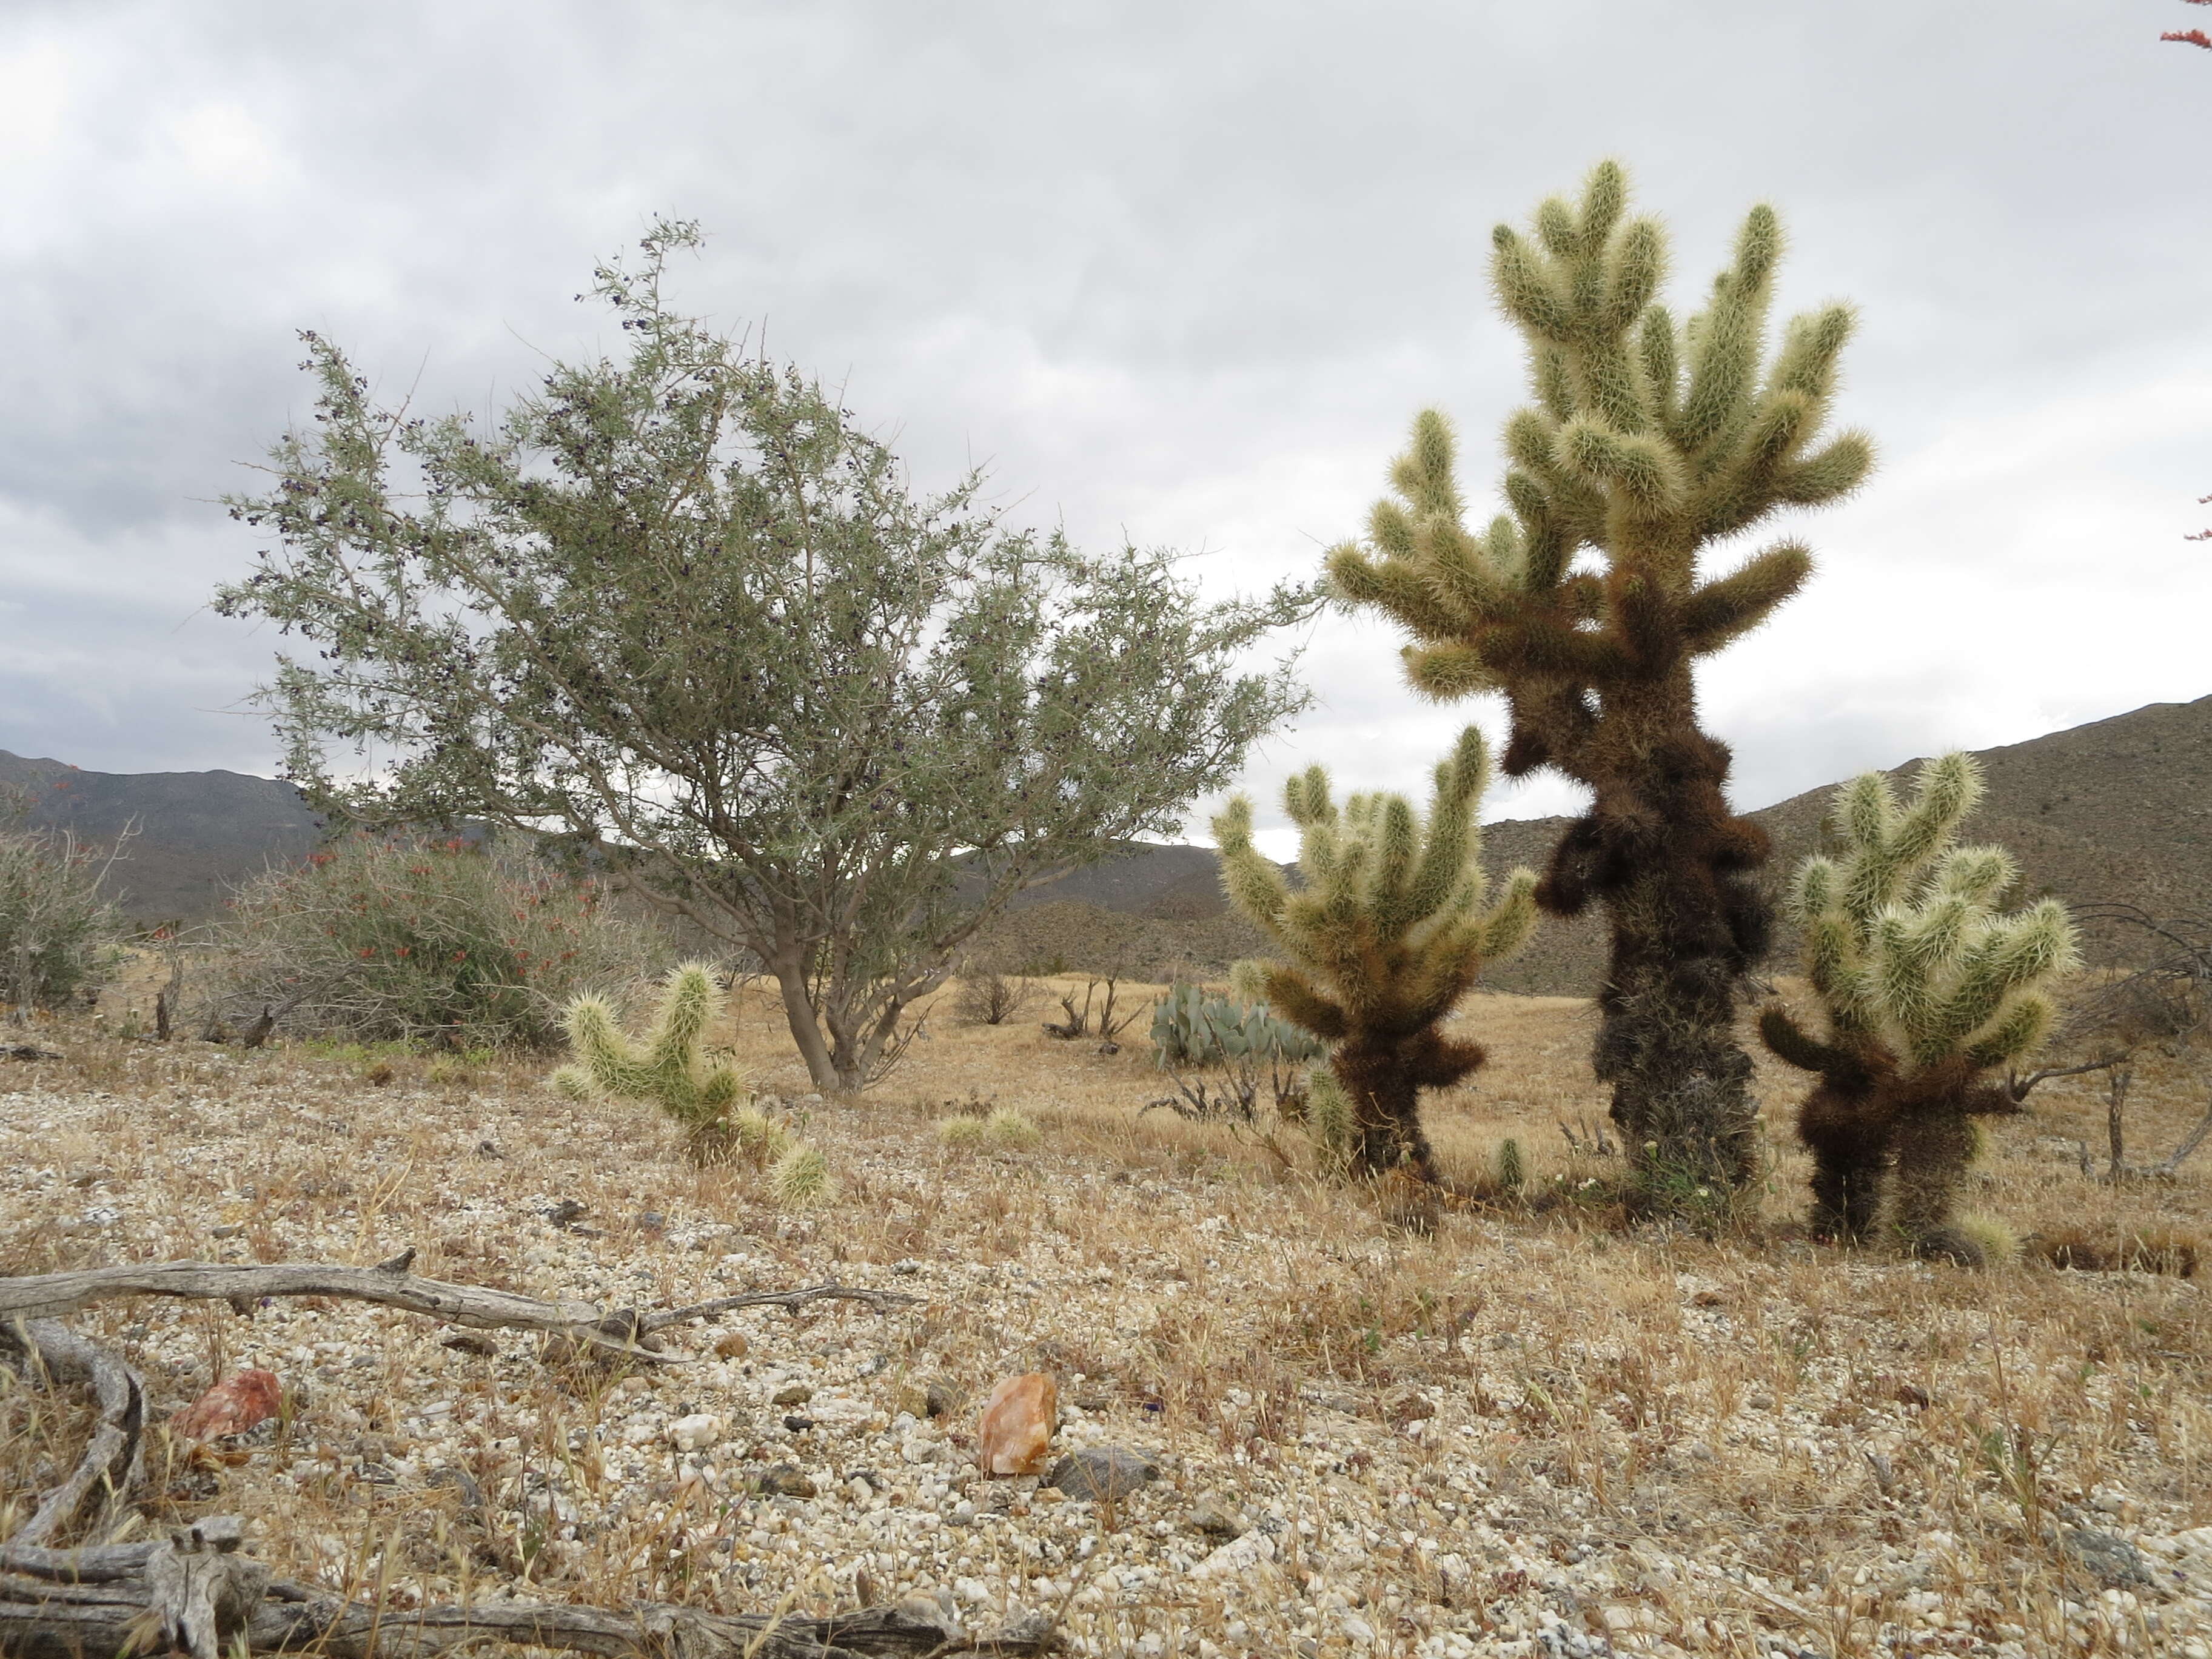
[4,972,2211,1657]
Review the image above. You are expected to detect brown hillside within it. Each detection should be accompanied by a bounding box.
[977,691,2212,994]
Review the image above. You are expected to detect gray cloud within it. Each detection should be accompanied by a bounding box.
[1,1,2205,853]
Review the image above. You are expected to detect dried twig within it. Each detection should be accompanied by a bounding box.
[0,1262,917,1364]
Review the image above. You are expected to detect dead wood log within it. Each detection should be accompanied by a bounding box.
[0,1321,144,1548]
[0,1520,1046,1658]
[0,1264,917,1363]
[0,1564,1043,1659]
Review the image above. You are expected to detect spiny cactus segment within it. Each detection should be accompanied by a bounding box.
[1761,753,2079,1262]
[1215,724,1537,1178]
[552,962,746,1160]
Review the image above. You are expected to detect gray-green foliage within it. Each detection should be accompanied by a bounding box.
[1150,980,1326,1070]
[218,220,1310,1093]
[554,963,744,1138]
[0,821,125,1014]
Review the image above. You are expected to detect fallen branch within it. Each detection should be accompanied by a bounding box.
[0,1276,1030,1659]
[0,1262,917,1362]
[0,1518,1047,1659]
[0,1322,144,1547]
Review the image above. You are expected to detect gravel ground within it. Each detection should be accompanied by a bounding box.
[5,1030,2211,1658]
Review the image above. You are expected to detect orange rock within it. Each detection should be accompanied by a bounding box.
[977,1372,1057,1476]
[171,1368,283,1441]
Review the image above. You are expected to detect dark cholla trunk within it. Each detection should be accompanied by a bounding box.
[1333,1041,1433,1179]
[1525,692,1773,1202]
[1761,1014,2020,1262]
[1330,1027,1486,1180]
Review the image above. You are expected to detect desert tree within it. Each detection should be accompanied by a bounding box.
[1326,161,1872,1201]
[1759,753,2078,1262]
[1213,725,1537,1177]
[218,221,1309,1091]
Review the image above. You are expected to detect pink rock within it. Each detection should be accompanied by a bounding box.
[977,1372,1057,1476]
[171,1368,282,1441]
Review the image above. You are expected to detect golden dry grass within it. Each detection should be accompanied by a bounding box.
[4,970,2211,1656]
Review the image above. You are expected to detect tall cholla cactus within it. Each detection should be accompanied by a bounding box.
[1327,160,1872,1203]
[1760,754,2078,1262]
[553,962,743,1144]
[1215,725,1538,1177]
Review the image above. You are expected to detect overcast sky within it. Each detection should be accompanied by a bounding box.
[2,2,2207,860]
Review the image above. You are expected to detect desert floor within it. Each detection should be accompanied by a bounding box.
[4,974,2211,1658]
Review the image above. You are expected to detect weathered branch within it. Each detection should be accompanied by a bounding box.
[0,1321,144,1549]
[0,1526,1049,1658]
[0,1264,917,1364]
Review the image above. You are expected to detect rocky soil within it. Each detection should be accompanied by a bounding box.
[4,992,2211,1657]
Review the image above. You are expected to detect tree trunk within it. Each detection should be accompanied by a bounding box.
[767,953,841,1093]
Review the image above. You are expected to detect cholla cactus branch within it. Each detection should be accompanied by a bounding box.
[1215,725,1537,1177]
[1764,754,2079,1261]
[1326,161,1872,1202]
[552,964,746,1152]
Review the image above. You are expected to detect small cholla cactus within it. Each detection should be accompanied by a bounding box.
[1215,725,1538,1178]
[1761,753,2078,1262]
[1496,1137,1526,1193]
[769,1141,831,1206]
[552,963,745,1162]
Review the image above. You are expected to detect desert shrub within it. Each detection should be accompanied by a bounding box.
[984,1107,1041,1150]
[954,971,1038,1027]
[937,1114,990,1151]
[0,825,126,1013]
[209,832,666,1048]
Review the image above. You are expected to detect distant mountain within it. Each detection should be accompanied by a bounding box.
[9,689,2206,977]
[976,691,2212,993]
[0,751,323,925]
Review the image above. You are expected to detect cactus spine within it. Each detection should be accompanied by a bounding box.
[1326,161,1872,1204]
[1215,725,1537,1178]
[553,962,745,1157]
[1761,754,2078,1262]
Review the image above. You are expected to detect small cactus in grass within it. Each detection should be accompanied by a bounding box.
[1496,1137,1526,1193]
[769,1142,831,1207]
[985,1107,1041,1150]
[552,963,746,1164]
[1215,725,1538,1179]
[1304,1071,1356,1174]
[1760,753,2078,1263]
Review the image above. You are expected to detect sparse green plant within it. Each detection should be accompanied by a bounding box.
[553,963,749,1164]
[1326,161,1872,1205]
[1760,753,2079,1263]
[985,1107,1041,1151]
[1215,725,1537,1178]
[937,1114,990,1151]
[769,1142,831,1206]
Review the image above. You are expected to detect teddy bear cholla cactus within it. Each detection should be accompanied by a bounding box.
[1760,753,2077,1262]
[553,962,796,1175]
[1215,725,1537,1178]
[1326,161,1872,1201]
